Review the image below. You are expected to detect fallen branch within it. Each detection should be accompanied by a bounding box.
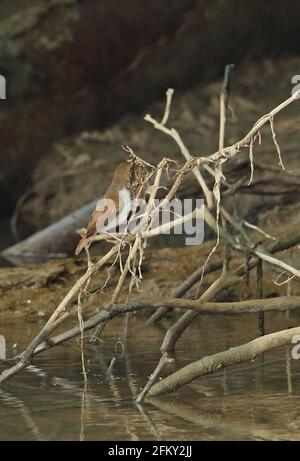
[136,230,300,400]
[147,325,300,397]
[149,295,300,314]
[5,295,300,364]
[2,199,98,262]
[254,249,300,280]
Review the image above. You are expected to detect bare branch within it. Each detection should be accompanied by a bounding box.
[147,325,300,397]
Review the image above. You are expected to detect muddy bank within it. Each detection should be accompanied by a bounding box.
[1,215,300,320]
[0,243,220,319]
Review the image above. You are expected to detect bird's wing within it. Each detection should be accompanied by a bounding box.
[86,198,117,237]
[85,205,114,238]
[75,200,116,255]
[75,196,122,255]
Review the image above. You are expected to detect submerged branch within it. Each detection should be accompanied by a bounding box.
[147,325,300,397]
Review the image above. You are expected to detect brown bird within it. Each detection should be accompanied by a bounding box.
[75,161,133,255]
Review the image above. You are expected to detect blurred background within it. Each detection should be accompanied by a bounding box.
[1,0,300,250]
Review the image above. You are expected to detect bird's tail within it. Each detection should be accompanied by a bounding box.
[75,237,87,256]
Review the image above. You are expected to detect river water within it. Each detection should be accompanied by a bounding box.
[1,309,300,441]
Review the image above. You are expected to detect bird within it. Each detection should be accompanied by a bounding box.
[75,161,134,255]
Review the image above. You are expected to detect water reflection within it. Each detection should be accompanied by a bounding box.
[0,311,300,440]
[0,388,44,440]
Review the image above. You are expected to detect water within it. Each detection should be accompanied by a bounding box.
[1,310,300,441]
